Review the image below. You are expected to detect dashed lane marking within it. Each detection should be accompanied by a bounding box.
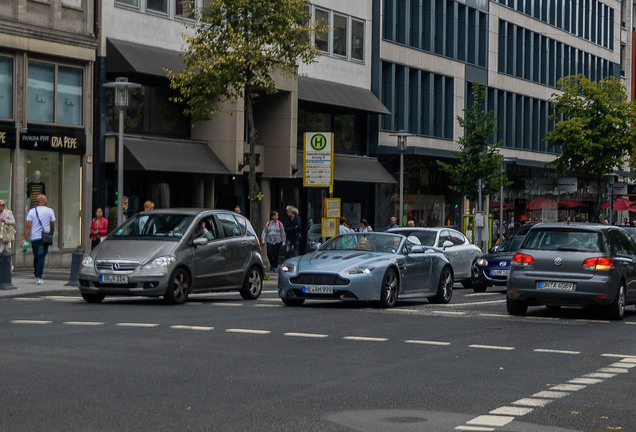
[63,321,105,326]
[534,348,580,355]
[439,300,506,307]
[115,323,159,328]
[283,332,328,338]
[511,398,553,407]
[343,336,388,342]
[405,339,451,346]
[10,320,52,325]
[170,325,214,331]
[431,311,466,316]
[489,406,533,416]
[466,415,514,428]
[212,303,244,307]
[469,344,515,351]
[455,426,495,431]
[225,328,271,335]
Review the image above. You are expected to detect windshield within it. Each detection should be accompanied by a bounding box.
[394,230,437,246]
[320,233,403,253]
[522,229,602,252]
[113,213,195,239]
[497,236,524,253]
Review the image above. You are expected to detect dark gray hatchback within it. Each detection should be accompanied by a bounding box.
[78,209,265,304]
[507,223,636,320]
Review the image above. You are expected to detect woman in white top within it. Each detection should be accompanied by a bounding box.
[358,218,373,233]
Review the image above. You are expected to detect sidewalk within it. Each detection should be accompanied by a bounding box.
[0,270,279,299]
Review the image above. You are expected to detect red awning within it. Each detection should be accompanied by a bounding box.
[558,199,588,209]
[601,198,636,211]
[489,200,514,211]
[527,198,558,210]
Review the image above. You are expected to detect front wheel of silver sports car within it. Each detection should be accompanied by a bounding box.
[429,266,453,304]
[378,268,399,308]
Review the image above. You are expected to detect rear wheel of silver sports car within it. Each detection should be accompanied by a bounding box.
[164,268,190,305]
[429,266,453,304]
[379,268,399,308]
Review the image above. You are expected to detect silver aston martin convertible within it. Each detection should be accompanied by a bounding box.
[277,232,454,307]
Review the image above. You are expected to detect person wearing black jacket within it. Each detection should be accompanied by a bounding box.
[284,205,301,259]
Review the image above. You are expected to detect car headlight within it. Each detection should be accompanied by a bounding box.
[280,263,296,273]
[345,265,375,275]
[141,256,176,269]
[476,258,488,266]
[81,256,94,267]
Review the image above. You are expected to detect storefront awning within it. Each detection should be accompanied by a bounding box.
[124,137,231,175]
[107,39,184,78]
[298,77,390,114]
[296,152,397,184]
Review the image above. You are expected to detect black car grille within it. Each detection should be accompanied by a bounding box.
[95,260,139,272]
[290,273,349,286]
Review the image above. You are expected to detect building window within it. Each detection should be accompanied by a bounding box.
[176,0,195,17]
[0,56,13,119]
[315,8,329,53]
[27,61,83,125]
[115,0,139,7]
[146,0,167,13]
[333,14,348,57]
[351,19,364,61]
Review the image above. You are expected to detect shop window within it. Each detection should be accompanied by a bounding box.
[27,61,83,126]
[315,8,329,53]
[147,0,167,13]
[0,149,11,206]
[351,19,364,61]
[0,57,13,119]
[333,14,347,57]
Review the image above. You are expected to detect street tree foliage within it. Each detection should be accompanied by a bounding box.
[437,83,508,204]
[546,74,636,222]
[167,0,325,227]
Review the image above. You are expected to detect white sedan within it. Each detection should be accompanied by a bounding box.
[388,227,482,288]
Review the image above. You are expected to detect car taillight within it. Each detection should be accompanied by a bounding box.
[582,257,613,270]
[511,253,534,266]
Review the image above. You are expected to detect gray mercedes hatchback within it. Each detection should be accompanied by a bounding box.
[78,209,264,304]
[507,223,636,320]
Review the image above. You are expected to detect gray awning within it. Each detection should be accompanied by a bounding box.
[296,152,396,184]
[107,39,184,78]
[124,137,231,175]
[298,77,390,114]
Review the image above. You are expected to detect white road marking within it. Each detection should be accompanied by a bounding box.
[598,367,629,373]
[225,328,271,335]
[575,319,609,324]
[431,311,466,315]
[258,298,282,302]
[283,332,328,338]
[405,340,451,346]
[465,292,500,297]
[569,378,603,384]
[584,372,616,379]
[534,348,580,355]
[43,296,81,301]
[391,309,420,313]
[12,298,43,302]
[609,362,636,368]
[620,357,636,363]
[469,344,515,351]
[601,353,636,360]
[213,303,243,307]
[478,313,509,318]
[466,415,514,427]
[550,384,586,392]
[532,391,569,399]
[489,406,533,416]
[442,300,506,307]
[11,320,52,325]
[455,426,495,431]
[170,325,214,331]
[343,336,388,342]
[63,321,105,326]
[512,398,554,407]
[625,322,636,325]
[254,304,282,308]
[525,316,560,321]
[116,323,159,328]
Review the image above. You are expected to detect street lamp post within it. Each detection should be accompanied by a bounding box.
[103,77,140,226]
[390,131,410,226]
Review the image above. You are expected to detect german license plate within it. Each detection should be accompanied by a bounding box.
[490,269,509,276]
[538,281,575,291]
[100,274,128,284]
[303,285,333,294]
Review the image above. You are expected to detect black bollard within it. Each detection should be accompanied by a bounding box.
[65,247,83,286]
[0,249,16,290]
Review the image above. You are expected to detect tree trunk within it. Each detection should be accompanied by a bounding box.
[244,84,262,233]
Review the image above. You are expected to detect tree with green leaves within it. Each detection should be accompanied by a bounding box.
[437,83,508,206]
[167,0,325,227]
[546,74,636,222]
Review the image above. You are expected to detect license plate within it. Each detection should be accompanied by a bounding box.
[100,274,129,284]
[538,281,575,291]
[490,269,509,276]
[303,285,333,294]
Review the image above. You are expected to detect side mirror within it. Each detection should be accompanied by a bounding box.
[193,237,208,246]
[410,245,425,254]
[442,240,454,249]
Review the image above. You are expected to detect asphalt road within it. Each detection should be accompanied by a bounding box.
[1,286,635,432]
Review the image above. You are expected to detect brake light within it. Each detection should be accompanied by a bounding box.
[582,257,613,270]
[512,253,534,266]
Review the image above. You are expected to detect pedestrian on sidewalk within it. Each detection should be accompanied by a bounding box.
[0,199,16,252]
[284,205,301,259]
[90,208,108,249]
[262,211,286,271]
[21,194,56,285]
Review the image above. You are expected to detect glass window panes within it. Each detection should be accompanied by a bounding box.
[27,62,55,123]
[176,0,194,17]
[0,57,13,119]
[315,9,329,52]
[115,0,139,6]
[333,14,347,56]
[57,67,83,125]
[146,0,167,13]
[351,19,364,60]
